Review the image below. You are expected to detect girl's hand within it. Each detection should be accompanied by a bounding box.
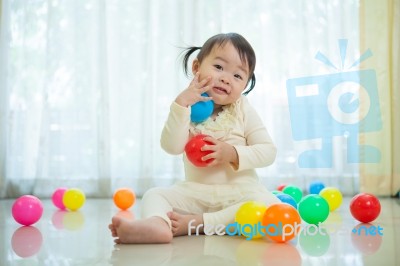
[200,136,239,167]
[175,72,214,107]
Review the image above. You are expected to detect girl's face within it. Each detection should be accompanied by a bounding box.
[192,42,250,107]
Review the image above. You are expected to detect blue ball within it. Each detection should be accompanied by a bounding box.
[271,190,282,195]
[276,193,297,209]
[309,181,325,194]
[190,93,214,123]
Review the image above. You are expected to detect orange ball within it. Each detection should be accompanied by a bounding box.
[113,188,136,210]
[262,203,301,243]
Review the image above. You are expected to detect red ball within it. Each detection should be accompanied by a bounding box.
[277,184,286,191]
[350,193,381,223]
[184,134,214,167]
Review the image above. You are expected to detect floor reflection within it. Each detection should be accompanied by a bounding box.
[298,227,331,257]
[351,223,383,255]
[109,234,303,266]
[261,242,302,266]
[114,210,135,220]
[51,210,67,229]
[11,226,43,258]
[51,210,85,231]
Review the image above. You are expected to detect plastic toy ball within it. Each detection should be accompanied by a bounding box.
[282,185,303,203]
[190,93,214,123]
[276,184,286,191]
[262,203,301,243]
[350,193,381,223]
[12,195,43,226]
[276,193,297,209]
[63,188,86,211]
[235,201,267,239]
[185,134,214,167]
[298,194,329,225]
[309,181,325,194]
[52,187,68,210]
[319,187,343,211]
[113,188,136,210]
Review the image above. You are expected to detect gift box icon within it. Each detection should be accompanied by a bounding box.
[286,40,382,168]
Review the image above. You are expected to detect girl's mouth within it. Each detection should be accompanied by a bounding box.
[213,87,228,95]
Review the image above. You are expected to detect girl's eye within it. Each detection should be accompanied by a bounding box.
[214,65,222,70]
[234,74,243,80]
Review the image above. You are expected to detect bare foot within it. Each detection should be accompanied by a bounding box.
[109,216,172,244]
[167,211,204,237]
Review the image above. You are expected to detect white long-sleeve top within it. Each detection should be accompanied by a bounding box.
[160,95,277,185]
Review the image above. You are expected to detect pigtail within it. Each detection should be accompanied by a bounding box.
[243,73,256,95]
[182,46,201,76]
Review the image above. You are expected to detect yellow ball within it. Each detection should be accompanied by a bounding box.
[319,187,342,212]
[235,201,267,239]
[63,188,86,211]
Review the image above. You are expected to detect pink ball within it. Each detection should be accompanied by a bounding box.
[52,187,68,210]
[12,195,43,226]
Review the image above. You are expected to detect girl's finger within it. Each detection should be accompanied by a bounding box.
[200,95,213,102]
[202,84,213,93]
[197,76,212,89]
[202,137,217,144]
[201,154,215,162]
[188,72,201,87]
[201,145,215,152]
[205,160,217,167]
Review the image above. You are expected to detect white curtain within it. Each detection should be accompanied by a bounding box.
[0,0,361,198]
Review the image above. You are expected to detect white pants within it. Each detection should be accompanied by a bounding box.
[141,181,280,229]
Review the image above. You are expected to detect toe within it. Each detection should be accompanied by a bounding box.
[171,219,179,228]
[168,211,180,221]
[171,227,177,235]
[112,216,122,227]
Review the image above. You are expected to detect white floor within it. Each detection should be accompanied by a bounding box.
[0,197,399,265]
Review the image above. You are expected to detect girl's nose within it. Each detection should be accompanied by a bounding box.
[220,75,230,84]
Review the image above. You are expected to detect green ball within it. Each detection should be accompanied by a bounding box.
[282,185,303,203]
[298,195,329,225]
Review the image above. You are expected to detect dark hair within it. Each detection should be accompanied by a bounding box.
[181,33,256,95]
